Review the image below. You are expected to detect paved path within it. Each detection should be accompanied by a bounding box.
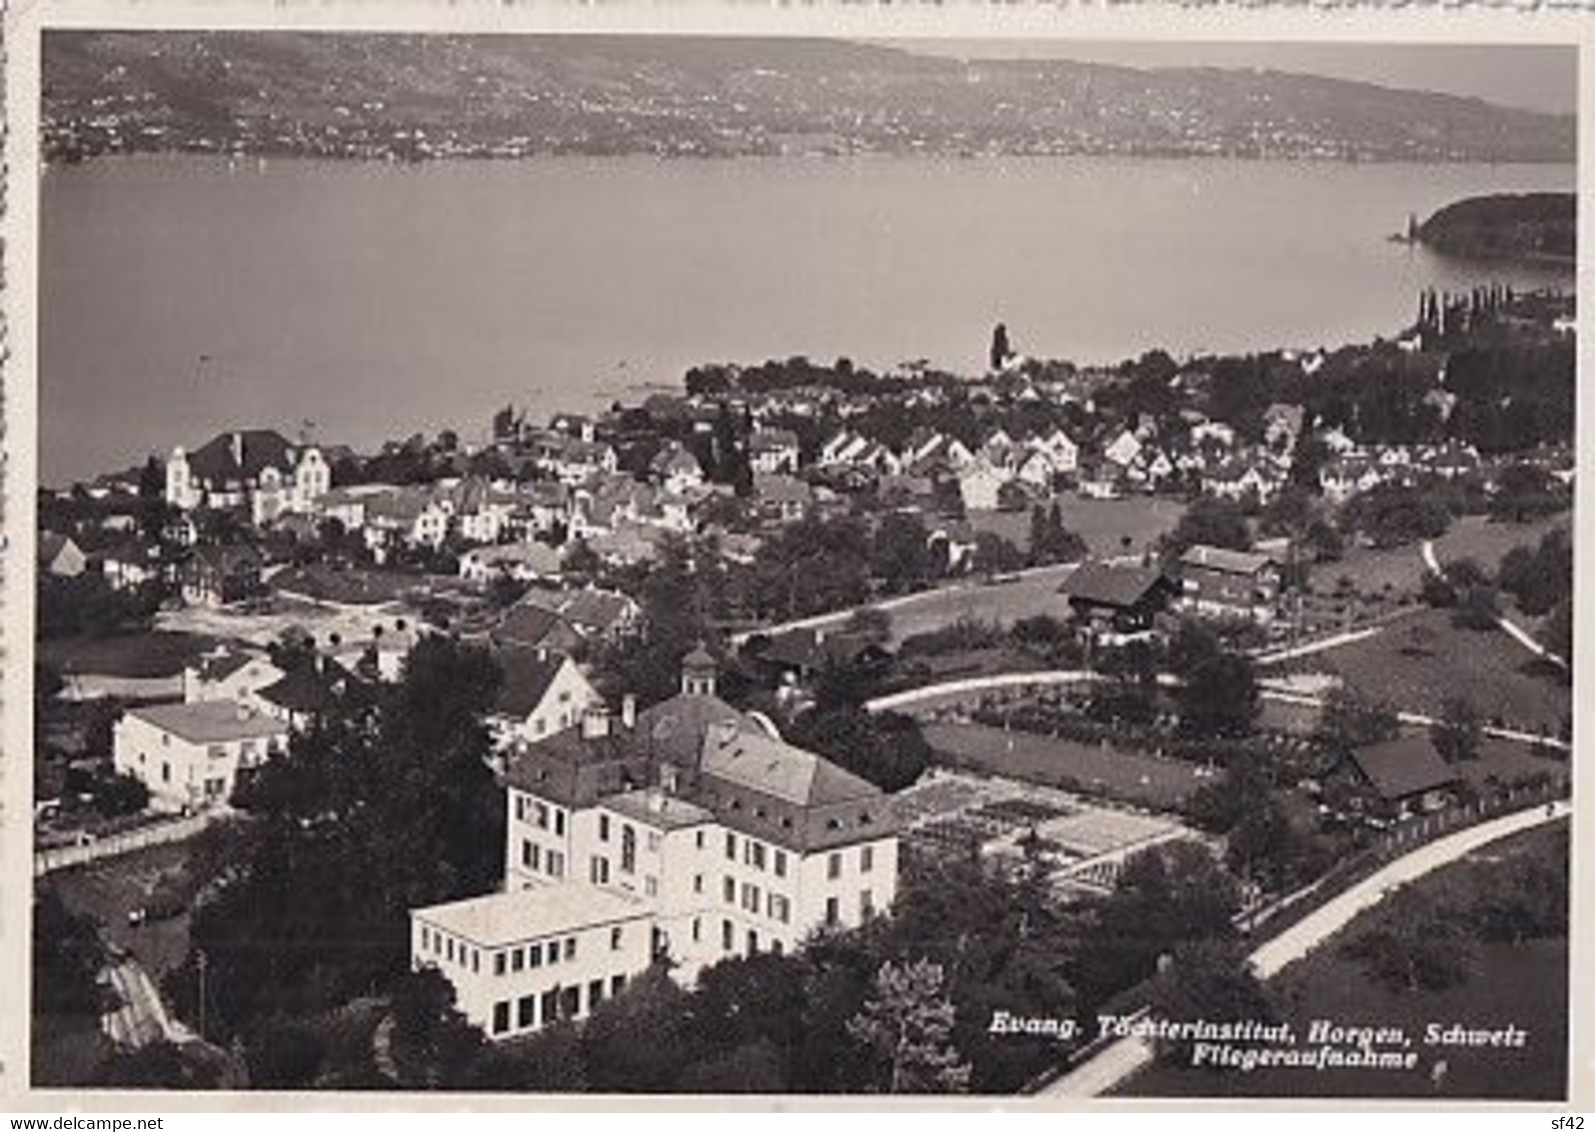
[101,958,193,1049]
[1421,539,1567,671]
[1040,801,1570,1096]
[1253,626,1384,668]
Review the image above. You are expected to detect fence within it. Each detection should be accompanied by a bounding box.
[34,810,219,876]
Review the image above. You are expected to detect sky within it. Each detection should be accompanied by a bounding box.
[887,41,1577,116]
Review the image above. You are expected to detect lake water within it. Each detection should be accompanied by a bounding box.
[40,155,1574,486]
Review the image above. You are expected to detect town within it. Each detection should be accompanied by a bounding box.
[34,285,1573,1096]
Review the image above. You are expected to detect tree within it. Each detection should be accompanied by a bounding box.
[845,606,894,646]
[1315,687,1400,756]
[1175,651,1259,739]
[785,708,930,794]
[580,967,695,1092]
[1165,496,1250,558]
[1432,697,1483,764]
[34,887,111,1021]
[870,512,936,595]
[847,959,971,1094]
[1145,940,1276,1068]
[385,967,487,1089]
[93,770,150,818]
[1451,583,1501,631]
[1341,890,1474,993]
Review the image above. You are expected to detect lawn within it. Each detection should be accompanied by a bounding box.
[270,564,421,605]
[1277,608,1570,735]
[1116,822,1569,1100]
[1432,512,1571,575]
[966,492,1187,558]
[39,630,222,680]
[921,722,1211,812]
[874,563,1079,644]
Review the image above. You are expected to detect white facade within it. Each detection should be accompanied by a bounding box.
[411,887,652,1040]
[112,701,290,813]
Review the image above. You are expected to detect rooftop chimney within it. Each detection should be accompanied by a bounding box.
[231,431,245,469]
[621,694,637,730]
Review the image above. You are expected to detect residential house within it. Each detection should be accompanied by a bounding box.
[650,444,706,495]
[1059,561,1173,644]
[38,532,87,578]
[410,651,900,1039]
[113,701,290,813]
[1030,427,1079,475]
[1102,428,1143,469]
[1333,733,1462,819]
[1319,456,1387,505]
[957,458,1009,512]
[460,542,565,586]
[98,539,164,591]
[748,429,801,476]
[1262,404,1306,457]
[1204,457,1281,504]
[490,647,603,748]
[1176,545,1281,625]
[753,475,814,525]
[1013,449,1058,493]
[182,647,287,706]
[254,658,365,731]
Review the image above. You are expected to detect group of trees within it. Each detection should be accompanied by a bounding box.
[37,573,165,640]
[1027,503,1088,567]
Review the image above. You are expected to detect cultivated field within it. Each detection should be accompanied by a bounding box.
[920,722,1213,812]
[1317,512,1570,600]
[966,492,1187,558]
[40,630,221,680]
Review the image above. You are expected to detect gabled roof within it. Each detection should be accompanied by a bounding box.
[494,603,573,651]
[1349,736,1461,801]
[1061,561,1167,609]
[184,430,297,483]
[127,700,289,744]
[1180,544,1275,575]
[561,588,638,633]
[699,722,881,809]
[189,543,264,573]
[37,531,77,565]
[494,648,570,718]
[256,660,360,716]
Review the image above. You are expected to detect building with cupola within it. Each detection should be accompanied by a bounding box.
[409,646,900,1040]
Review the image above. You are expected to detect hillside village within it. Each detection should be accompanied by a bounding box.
[34,286,1575,1092]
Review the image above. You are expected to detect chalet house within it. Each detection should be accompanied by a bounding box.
[1013,449,1058,492]
[362,488,451,555]
[506,482,574,540]
[649,444,706,494]
[902,432,974,476]
[460,542,565,586]
[182,647,287,706]
[1332,734,1461,819]
[753,474,814,525]
[1176,545,1281,625]
[180,544,265,608]
[748,429,801,476]
[490,647,602,748]
[165,430,330,523]
[1031,428,1079,475]
[533,435,619,486]
[953,458,1004,512]
[38,531,87,578]
[1059,561,1173,645]
[255,658,366,731]
[1102,428,1143,469]
[819,430,869,467]
[755,628,892,691]
[1319,456,1387,505]
[493,602,586,656]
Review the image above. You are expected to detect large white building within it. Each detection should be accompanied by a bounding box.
[411,648,900,1038]
[112,701,291,813]
[165,429,330,523]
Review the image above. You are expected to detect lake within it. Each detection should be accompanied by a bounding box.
[39,155,1575,486]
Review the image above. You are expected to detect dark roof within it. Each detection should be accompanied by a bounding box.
[256,660,358,715]
[190,543,264,573]
[495,648,566,718]
[1180,545,1276,575]
[760,628,884,674]
[185,430,296,483]
[494,604,572,651]
[1349,736,1461,801]
[1060,561,1167,609]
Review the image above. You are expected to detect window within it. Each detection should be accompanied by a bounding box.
[561,986,581,1020]
[693,874,705,895]
[695,830,706,850]
[725,832,737,861]
[621,826,637,875]
[828,852,842,881]
[521,840,533,868]
[541,989,559,1025]
[774,850,787,878]
[825,897,840,927]
[860,889,875,919]
[611,974,626,998]
[420,927,430,953]
[518,994,537,1030]
[511,948,525,973]
[747,841,767,871]
[446,938,455,962]
[599,814,611,842]
[161,762,171,783]
[545,942,558,967]
[722,919,734,951]
[534,718,546,736]
[515,795,527,823]
[741,883,760,913]
[554,810,566,836]
[861,846,875,874]
[471,950,480,974]
[772,939,784,956]
[548,851,565,878]
[534,802,549,830]
[492,1002,511,1035]
[769,894,791,924]
[611,926,623,951]
[747,929,759,955]
[645,876,659,898]
[723,877,736,904]
[564,938,576,961]
[591,856,610,885]
[588,979,605,1011]
[495,952,507,977]
[646,831,661,853]
[528,943,543,968]
[692,918,702,942]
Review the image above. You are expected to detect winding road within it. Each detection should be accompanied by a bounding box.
[1040,800,1571,1097]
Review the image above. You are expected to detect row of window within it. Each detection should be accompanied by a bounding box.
[715,918,785,958]
[718,877,793,925]
[490,974,627,1035]
[514,794,568,836]
[590,854,660,897]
